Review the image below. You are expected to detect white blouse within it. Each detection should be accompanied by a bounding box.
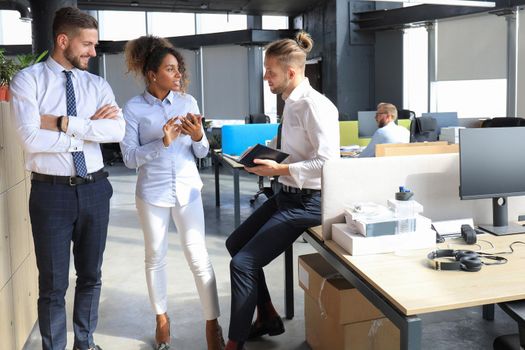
[121,90,209,207]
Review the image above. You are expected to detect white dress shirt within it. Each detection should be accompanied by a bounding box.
[9,57,125,176]
[120,90,209,207]
[279,78,340,190]
[359,121,410,158]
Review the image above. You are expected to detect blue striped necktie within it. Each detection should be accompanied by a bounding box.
[63,70,88,177]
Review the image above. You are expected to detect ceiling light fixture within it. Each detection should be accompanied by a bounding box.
[130,1,139,7]
[369,0,495,7]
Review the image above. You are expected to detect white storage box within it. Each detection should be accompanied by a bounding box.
[344,203,398,237]
[439,127,465,144]
[332,218,435,256]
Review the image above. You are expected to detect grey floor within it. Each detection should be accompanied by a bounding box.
[23,162,519,350]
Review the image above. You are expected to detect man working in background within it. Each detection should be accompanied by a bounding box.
[359,102,410,157]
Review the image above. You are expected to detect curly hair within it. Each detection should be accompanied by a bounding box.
[124,35,189,92]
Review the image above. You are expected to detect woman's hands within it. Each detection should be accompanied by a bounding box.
[162,113,204,147]
[162,117,181,147]
[180,113,203,142]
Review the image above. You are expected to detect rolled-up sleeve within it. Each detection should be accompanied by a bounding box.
[288,100,340,188]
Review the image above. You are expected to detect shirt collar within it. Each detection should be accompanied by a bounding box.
[46,56,80,78]
[286,77,311,103]
[143,89,175,105]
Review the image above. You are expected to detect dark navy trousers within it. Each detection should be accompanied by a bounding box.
[29,177,113,350]
[225,190,321,342]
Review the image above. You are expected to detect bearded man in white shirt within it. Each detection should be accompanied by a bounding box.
[10,7,125,350]
[224,31,340,350]
[358,102,410,158]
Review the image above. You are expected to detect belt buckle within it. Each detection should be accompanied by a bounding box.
[68,177,78,186]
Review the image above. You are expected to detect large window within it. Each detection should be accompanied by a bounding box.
[196,13,246,34]
[0,10,31,45]
[147,12,195,37]
[432,79,507,118]
[98,11,146,40]
[403,27,428,117]
[262,15,288,30]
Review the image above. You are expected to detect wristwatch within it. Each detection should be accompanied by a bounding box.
[57,116,64,132]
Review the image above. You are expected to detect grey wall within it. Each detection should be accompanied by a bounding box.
[303,0,390,120]
[375,30,403,110]
[103,53,144,108]
[202,45,249,119]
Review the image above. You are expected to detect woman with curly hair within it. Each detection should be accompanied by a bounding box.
[120,35,224,350]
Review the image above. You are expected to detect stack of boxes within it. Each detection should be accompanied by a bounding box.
[299,253,400,350]
[332,199,435,255]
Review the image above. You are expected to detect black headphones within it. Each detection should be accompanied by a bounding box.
[427,249,482,272]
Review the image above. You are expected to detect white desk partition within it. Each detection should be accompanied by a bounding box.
[321,154,525,241]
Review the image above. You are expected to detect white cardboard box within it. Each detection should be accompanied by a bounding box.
[332,221,435,256]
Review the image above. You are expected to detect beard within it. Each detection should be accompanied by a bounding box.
[270,78,289,95]
[64,47,89,70]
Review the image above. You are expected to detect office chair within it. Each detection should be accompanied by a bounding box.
[245,113,270,124]
[244,113,275,204]
[409,116,438,142]
[481,117,525,128]
[398,109,415,120]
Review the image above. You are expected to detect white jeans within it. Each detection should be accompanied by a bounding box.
[135,195,220,320]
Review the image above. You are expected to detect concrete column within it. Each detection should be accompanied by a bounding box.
[427,21,437,113]
[247,15,262,30]
[247,45,264,114]
[29,0,77,55]
[505,9,519,118]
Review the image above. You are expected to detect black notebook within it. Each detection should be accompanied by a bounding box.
[225,144,289,167]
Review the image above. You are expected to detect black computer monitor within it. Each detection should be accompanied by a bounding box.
[422,112,459,135]
[459,127,525,235]
[358,111,377,138]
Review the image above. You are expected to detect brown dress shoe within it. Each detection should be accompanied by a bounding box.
[206,320,225,350]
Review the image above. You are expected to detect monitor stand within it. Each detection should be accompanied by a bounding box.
[479,197,525,236]
[478,223,525,236]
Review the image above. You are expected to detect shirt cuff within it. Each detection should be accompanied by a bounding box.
[65,116,88,139]
[67,137,83,152]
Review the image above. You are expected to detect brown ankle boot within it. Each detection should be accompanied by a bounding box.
[206,319,225,350]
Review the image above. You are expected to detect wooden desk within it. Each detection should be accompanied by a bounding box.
[211,149,295,319]
[304,226,525,349]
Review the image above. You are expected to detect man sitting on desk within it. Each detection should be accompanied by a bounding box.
[359,102,410,157]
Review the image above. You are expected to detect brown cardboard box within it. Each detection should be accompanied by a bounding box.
[299,253,400,350]
[298,253,383,324]
[305,294,400,350]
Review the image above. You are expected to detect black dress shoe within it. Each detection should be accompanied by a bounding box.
[247,316,285,339]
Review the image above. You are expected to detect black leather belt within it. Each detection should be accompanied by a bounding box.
[281,184,321,195]
[31,169,108,186]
